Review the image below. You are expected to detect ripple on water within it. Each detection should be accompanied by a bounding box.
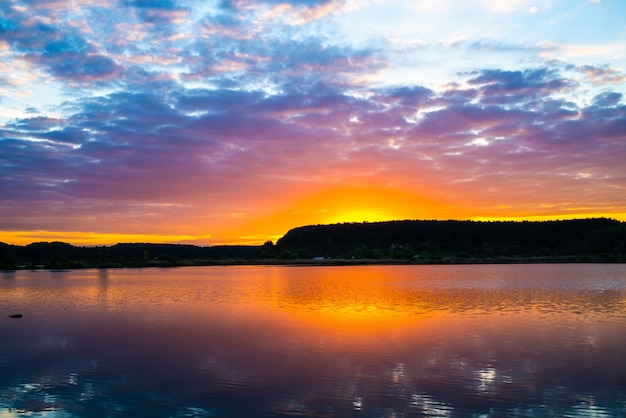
[1,265,626,417]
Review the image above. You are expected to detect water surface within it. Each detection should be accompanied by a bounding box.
[1,264,626,417]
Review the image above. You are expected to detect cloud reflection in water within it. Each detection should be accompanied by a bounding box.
[1,264,626,417]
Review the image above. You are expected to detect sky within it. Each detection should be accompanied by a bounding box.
[1,0,625,246]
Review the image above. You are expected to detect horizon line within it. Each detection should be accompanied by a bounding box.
[1,216,622,248]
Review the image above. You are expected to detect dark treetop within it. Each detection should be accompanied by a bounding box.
[1,218,625,269]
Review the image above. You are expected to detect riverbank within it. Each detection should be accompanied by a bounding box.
[4,254,624,271]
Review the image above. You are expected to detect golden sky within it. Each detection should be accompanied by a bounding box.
[1,0,625,245]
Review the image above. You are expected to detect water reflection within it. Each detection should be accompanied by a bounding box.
[1,264,626,417]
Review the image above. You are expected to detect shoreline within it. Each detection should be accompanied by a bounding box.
[3,255,625,271]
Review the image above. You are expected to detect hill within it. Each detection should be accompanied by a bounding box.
[275,218,626,262]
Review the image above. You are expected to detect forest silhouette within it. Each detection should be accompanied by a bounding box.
[1,218,625,269]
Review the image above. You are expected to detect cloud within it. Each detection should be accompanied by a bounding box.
[3,60,626,234]
[1,0,625,241]
[466,68,574,105]
[575,64,626,86]
[123,0,190,23]
[0,5,122,84]
[539,41,626,61]
[38,52,121,82]
[592,92,622,107]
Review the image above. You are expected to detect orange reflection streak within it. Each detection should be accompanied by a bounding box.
[4,266,625,418]
[245,265,626,339]
[5,266,624,344]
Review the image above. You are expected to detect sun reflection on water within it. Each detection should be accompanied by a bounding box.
[1,264,626,417]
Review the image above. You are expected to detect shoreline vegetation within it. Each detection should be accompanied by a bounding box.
[1,218,625,270]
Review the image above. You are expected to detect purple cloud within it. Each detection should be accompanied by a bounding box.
[1,0,625,242]
[467,68,574,105]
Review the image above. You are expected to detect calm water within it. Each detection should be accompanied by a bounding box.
[1,264,626,417]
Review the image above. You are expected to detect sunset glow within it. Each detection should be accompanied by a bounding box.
[1,0,625,246]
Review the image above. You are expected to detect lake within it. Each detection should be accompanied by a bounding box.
[1,264,626,417]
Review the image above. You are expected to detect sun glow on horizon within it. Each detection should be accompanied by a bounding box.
[295,187,454,224]
[1,208,625,247]
[215,186,459,245]
[0,231,215,247]
[1,1,625,249]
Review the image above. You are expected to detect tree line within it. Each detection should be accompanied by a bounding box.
[273,218,626,262]
[0,242,259,269]
[1,218,625,269]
